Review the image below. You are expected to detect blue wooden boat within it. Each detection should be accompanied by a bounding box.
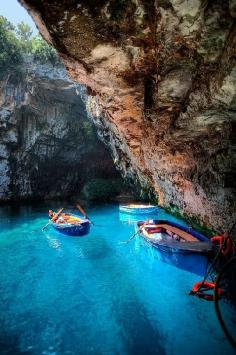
[52,213,90,237]
[119,204,158,215]
[138,219,212,255]
[137,219,212,276]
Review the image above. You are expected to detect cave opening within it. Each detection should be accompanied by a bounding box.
[1,0,236,230]
[0,55,127,204]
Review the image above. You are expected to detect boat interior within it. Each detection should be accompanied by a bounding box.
[54,214,83,225]
[142,224,199,243]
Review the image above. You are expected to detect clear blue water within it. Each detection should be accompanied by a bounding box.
[0,203,235,354]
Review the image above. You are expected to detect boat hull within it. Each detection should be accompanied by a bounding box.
[142,236,212,255]
[138,219,212,275]
[52,215,90,237]
[141,238,209,276]
[119,205,158,215]
[139,219,212,253]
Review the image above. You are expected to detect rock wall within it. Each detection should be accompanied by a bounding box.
[19,0,236,230]
[0,59,121,202]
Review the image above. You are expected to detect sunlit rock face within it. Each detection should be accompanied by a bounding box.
[19,0,236,230]
[0,59,120,201]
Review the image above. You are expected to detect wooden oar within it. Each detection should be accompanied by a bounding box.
[120,221,149,244]
[120,228,141,244]
[42,208,64,231]
[76,204,94,225]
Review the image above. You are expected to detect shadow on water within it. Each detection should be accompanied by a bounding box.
[0,330,29,355]
[113,300,166,355]
[44,230,113,261]
[138,238,209,277]
[41,231,166,353]
[86,248,166,353]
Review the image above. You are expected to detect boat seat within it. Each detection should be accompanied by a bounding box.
[143,224,198,242]
[156,224,198,242]
[145,226,163,234]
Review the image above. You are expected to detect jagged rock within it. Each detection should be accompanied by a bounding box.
[155,68,193,107]
[0,58,121,202]
[229,0,236,17]
[19,0,236,230]
[213,68,236,109]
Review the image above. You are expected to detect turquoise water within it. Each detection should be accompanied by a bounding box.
[0,203,234,354]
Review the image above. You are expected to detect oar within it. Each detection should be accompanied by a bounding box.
[120,221,148,244]
[76,204,94,225]
[120,228,141,244]
[42,208,64,231]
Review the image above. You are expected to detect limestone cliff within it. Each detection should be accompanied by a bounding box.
[0,58,121,202]
[19,0,236,230]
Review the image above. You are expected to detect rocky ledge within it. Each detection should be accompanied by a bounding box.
[0,58,122,202]
[19,0,236,231]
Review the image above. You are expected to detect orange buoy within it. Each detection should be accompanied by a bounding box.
[211,234,233,257]
[190,281,224,301]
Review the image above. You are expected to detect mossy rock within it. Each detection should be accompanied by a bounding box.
[163,204,216,237]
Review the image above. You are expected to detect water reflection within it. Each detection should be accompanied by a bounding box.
[44,232,62,251]
[119,207,189,227]
[119,211,158,225]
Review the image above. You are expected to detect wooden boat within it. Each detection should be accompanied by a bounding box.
[119,204,158,215]
[137,219,213,275]
[138,219,212,255]
[52,213,90,237]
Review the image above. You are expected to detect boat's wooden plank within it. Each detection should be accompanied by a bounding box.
[143,224,198,242]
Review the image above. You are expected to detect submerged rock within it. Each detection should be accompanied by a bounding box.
[18,0,236,230]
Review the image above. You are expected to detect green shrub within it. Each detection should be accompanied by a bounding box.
[0,16,22,74]
[0,16,60,73]
[16,21,33,53]
[31,35,60,65]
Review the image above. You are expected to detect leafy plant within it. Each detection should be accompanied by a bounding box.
[31,35,60,65]
[0,16,22,74]
[0,15,60,74]
[16,21,33,53]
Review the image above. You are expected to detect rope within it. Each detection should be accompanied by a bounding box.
[214,256,236,350]
[198,222,236,292]
[196,246,222,293]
